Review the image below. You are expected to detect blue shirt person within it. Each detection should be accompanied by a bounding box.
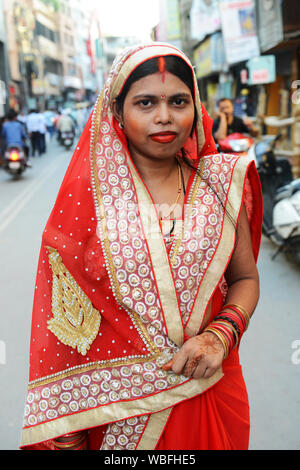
[1,109,27,149]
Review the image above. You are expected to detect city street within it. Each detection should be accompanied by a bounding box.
[0,137,299,450]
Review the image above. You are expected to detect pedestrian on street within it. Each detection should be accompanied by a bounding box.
[43,109,56,140]
[38,111,47,154]
[26,109,43,157]
[20,43,262,451]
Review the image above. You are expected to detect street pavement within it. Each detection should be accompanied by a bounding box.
[0,137,299,450]
[240,235,300,450]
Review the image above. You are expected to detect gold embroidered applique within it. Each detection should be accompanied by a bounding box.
[47,247,101,356]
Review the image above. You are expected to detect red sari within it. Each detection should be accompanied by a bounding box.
[20,43,262,451]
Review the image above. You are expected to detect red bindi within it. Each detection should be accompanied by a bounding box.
[158,57,166,83]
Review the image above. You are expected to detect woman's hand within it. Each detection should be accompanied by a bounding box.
[162,332,225,379]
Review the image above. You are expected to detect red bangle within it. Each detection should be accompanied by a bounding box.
[217,310,245,334]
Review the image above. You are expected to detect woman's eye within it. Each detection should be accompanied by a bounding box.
[173,98,186,106]
[138,99,152,108]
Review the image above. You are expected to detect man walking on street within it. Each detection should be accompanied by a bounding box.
[26,109,44,157]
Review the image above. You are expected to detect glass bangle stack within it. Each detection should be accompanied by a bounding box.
[204,304,250,358]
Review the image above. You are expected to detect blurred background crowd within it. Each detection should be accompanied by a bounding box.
[0,0,299,174]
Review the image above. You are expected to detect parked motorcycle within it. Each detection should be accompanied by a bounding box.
[3,145,28,178]
[216,127,300,264]
[248,133,300,265]
[61,131,74,150]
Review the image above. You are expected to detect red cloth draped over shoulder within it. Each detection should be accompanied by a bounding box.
[20,40,262,449]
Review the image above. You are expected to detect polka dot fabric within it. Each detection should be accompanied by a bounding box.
[20,44,262,450]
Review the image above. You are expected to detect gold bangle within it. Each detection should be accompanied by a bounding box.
[204,327,229,358]
[63,432,84,438]
[52,433,86,449]
[212,320,239,347]
[223,303,250,329]
[53,440,85,450]
[225,303,250,320]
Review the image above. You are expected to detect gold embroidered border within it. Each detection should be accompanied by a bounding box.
[136,408,173,450]
[127,157,184,347]
[90,87,184,349]
[28,304,162,390]
[185,157,251,337]
[21,367,223,447]
[90,91,125,308]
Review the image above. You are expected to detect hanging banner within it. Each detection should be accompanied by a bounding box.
[190,0,221,42]
[219,0,260,65]
[166,0,181,40]
[257,0,283,52]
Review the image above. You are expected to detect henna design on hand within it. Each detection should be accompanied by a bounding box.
[192,332,224,355]
[162,331,224,377]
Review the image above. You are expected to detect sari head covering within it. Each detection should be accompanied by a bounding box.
[20,43,262,450]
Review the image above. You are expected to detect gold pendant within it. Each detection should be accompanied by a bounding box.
[47,247,101,356]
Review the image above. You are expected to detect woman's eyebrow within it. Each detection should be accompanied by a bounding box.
[132,94,157,100]
[132,92,191,100]
[170,92,191,99]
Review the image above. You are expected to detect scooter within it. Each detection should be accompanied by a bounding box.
[217,132,254,156]
[61,130,74,150]
[248,131,300,265]
[3,145,29,178]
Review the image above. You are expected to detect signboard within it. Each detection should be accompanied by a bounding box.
[247,55,276,85]
[219,0,260,65]
[194,32,226,78]
[32,78,45,95]
[190,0,221,42]
[194,38,212,78]
[166,0,181,40]
[210,32,227,72]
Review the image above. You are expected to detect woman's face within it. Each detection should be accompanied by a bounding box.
[119,71,195,162]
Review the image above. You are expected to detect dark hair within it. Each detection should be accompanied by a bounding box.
[217,97,233,106]
[7,109,17,121]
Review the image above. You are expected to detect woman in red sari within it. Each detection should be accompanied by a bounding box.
[20,43,262,450]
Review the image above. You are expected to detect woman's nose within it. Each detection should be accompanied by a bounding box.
[155,103,172,124]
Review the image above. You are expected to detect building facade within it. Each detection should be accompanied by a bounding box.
[0,0,9,117]
[155,0,300,174]
[3,0,105,111]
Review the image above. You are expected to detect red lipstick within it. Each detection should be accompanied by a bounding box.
[150,132,177,143]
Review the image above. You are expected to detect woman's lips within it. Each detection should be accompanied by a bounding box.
[150,132,177,143]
